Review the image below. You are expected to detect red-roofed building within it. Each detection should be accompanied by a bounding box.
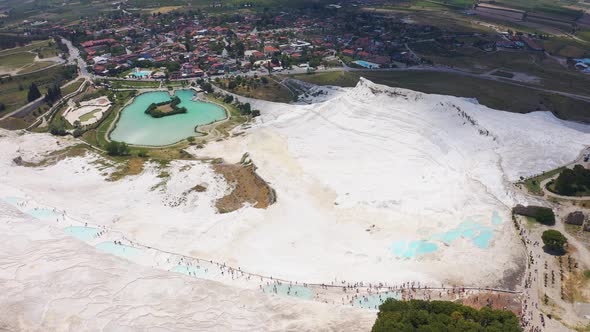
[264,45,279,56]
[80,38,116,48]
[342,49,355,57]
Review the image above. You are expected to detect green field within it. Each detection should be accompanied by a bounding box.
[62,78,86,95]
[0,39,60,74]
[290,70,590,123]
[520,167,565,195]
[109,80,161,89]
[0,65,76,115]
[79,109,102,122]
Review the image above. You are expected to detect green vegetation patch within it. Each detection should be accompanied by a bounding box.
[79,109,103,122]
[550,165,590,197]
[109,80,161,89]
[372,299,522,332]
[144,96,187,118]
[542,229,567,255]
[0,65,76,115]
[512,205,556,225]
[520,167,565,195]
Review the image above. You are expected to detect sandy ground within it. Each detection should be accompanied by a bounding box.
[64,96,111,126]
[1,78,590,330]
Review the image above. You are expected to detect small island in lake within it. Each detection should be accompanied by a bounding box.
[144,96,187,118]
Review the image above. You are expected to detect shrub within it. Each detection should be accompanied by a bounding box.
[553,165,590,196]
[49,116,67,136]
[72,128,84,138]
[106,141,130,156]
[542,230,567,254]
[512,205,555,225]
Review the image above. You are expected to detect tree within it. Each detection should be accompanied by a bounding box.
[372,299,521,332]
[542,230,567,254]
[27,83,41,102]
[49,116,67,136]
[106,141,130,156]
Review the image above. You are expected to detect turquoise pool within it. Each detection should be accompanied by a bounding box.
[2,196,22,205]
[130,71,151,78]
[170,265,208,278]
[352,292,401,309]
[354,60,380,69]
[26,208,61,220]
[432,218,495,249]
[391,240,438,258]
[263,284,313,300]
[96,241,142,259]
[64,226,100,241]
[110,90,226,146]
[491,211,502,225]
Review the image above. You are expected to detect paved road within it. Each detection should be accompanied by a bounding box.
[61,37,89,77]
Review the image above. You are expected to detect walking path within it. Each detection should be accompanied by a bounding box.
[515,146,590,331]
[3,189,521,312]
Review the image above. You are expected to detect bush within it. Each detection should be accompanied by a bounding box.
[72,128,84,138]
[554,165,590,196]
[49,116,67,136]
[372,299,521,332]
[542,230,567,254]
[106,141,130,156]
[512,205,555,225]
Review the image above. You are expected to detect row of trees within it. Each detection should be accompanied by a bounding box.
[372,299,521,332]
[44,83,62,104]
[212,90,260,117]
[106,141,130,156]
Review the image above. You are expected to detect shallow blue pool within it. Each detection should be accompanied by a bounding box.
[352,291,401,309]
[263,284,313,300]
[26,208,61,220]
[64,226,100,241]
[96,242,142,259]
[2,196,23,205]
[432,218,495,249]
[170,265,208,278]
[472,230,494,249]
[391,240,438,258]
[491,210,502,225]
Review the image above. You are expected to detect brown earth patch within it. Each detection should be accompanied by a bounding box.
[213,163,276,214]
[156,104,174,113]
[108,157,145,181]
[20,144,89,167]
[460,292,522,316]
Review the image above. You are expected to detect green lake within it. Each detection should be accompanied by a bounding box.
[109,89,226,146]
